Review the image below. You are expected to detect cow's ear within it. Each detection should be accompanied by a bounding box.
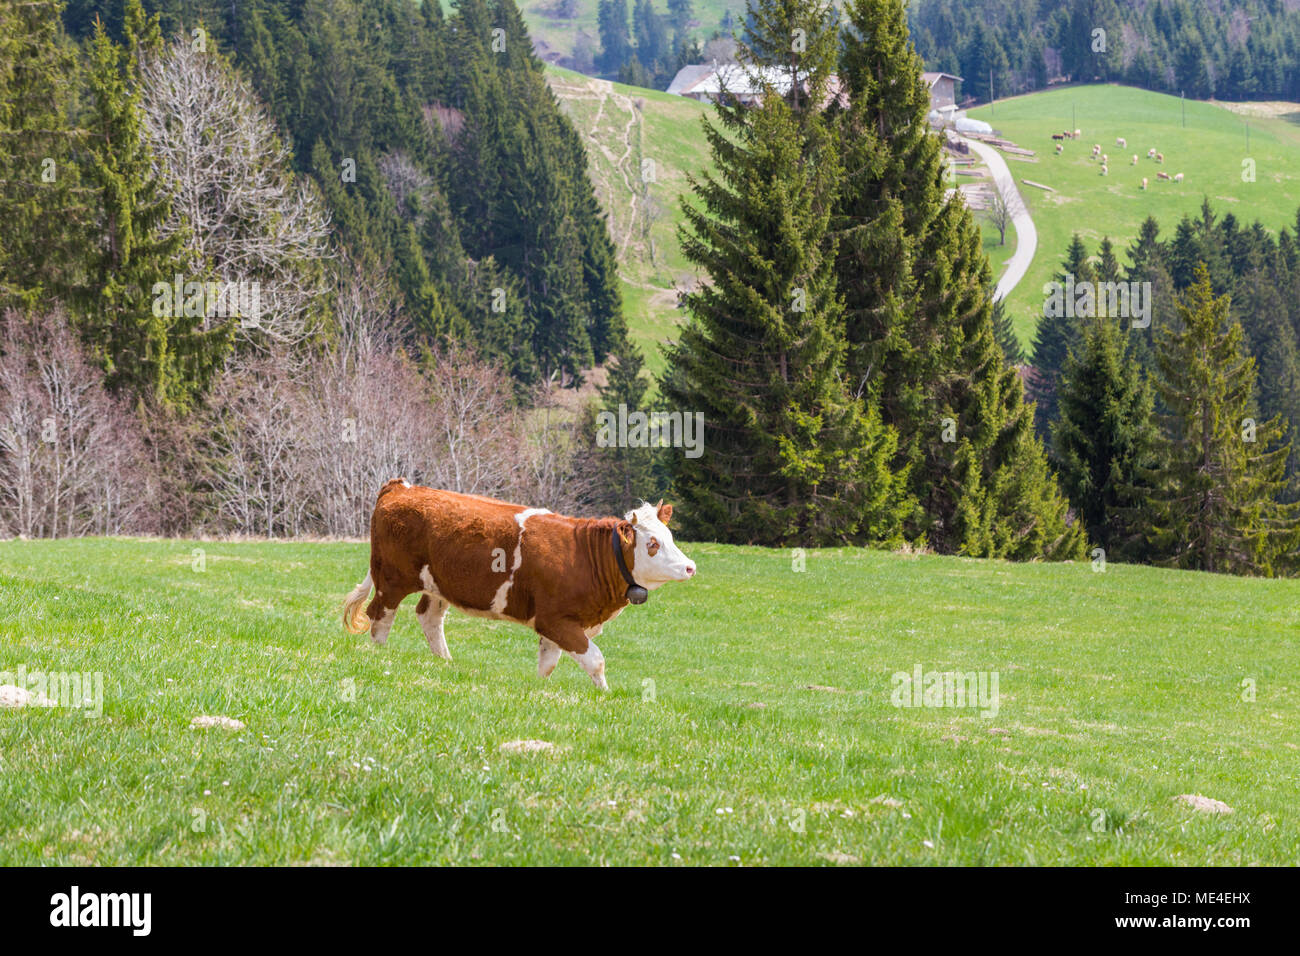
[617,521,636,547]
[657,501,673,525]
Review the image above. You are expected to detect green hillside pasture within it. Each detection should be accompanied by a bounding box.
[549,66,713,376]
[968,85,1300,346]
[1,537,1296,865]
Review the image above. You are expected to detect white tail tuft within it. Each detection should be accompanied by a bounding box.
[343,572,374,634]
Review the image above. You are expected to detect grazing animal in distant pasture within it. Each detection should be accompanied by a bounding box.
[1141,178,1148,190]
[1156,152,1164,163]
[1052,132,1066,141]
[1147,148,1157,159]
[342,482,697,690]
[1116,137,1127,148]
[1173,172,1184,182]
[1156,171,1171,180]
[1131,154,1138,165]
[1055,143,1064,154]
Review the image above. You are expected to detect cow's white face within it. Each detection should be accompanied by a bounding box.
[626,501,696,587]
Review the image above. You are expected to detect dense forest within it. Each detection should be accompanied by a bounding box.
[57,0,627,388]
[0,0,625,539]
[1031,203,1300,570]
[3,0,1299,575]
[587,0,1300,104]
[908,0,1300,103]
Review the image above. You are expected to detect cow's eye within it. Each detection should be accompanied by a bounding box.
[646,537,660,556]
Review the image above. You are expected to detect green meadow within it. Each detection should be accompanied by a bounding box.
[1,537,1296,865]
[968,85,1300,345]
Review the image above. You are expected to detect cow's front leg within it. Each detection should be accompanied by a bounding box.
[536,619,608,691]
[569,640,607,692]
[416,594,451,661]
[538,637,562,678]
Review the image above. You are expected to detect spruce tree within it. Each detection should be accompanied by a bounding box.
[77,0,225,410]
[1051,318,1158,561]
[991,298,1023,366]
[1142,265,1300,575]
[1123,216,1173,373]
[662,0,913,546]
[1030,232,1094,439]
[582,342,665,513]
[0,0,79,312]
[835,0,1083,560]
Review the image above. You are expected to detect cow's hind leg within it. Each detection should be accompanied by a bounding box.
[416,594,452,661]
[365,590,401,647]
[538,637,562,678]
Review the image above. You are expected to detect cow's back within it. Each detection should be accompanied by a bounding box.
[371,486,531,613]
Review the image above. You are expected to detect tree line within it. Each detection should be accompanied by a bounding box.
[908,0,1300,104]
[1029,205,1300,574]
[50,0,626,391]
[0,0,610,537]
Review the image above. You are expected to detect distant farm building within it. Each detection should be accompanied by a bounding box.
[666,63,848,109]
[922,71,962,125]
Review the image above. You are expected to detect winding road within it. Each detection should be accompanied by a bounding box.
[962,137,1037,302]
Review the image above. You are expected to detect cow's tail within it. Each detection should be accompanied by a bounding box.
[342,571,374,634]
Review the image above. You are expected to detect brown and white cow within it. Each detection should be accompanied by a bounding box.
[342,481,696,690]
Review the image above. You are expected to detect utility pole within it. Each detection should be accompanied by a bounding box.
[1181,90,1185,128]
[990,69,994,113]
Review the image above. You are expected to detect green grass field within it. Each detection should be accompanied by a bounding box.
[968,85,1300,345]
[2,537,1296,865]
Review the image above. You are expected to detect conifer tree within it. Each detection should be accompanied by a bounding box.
[1030,232,1094,438]
[1123,216,1173,373]
[77,0,224,410]
[0,0,79,311]
[662,0,913,546]
[582,342,665,513]
[835,0,1083,560]
[1051,318,1158,560]
[1142,265,1300,574]
[991,298,1023,366]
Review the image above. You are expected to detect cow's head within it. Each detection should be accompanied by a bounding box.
[619,500,696,587]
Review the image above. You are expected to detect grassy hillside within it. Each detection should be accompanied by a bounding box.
[548,65,713,377]
[2,537,1296,865]
[968,85,1300,346]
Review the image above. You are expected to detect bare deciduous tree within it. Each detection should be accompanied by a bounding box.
[139,38,331,348]
[0,310,155,537]
[985,189,1014,246]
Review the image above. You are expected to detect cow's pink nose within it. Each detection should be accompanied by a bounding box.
[685,564,696,576]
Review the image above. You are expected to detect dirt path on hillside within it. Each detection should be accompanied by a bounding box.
[548,75,644,261]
